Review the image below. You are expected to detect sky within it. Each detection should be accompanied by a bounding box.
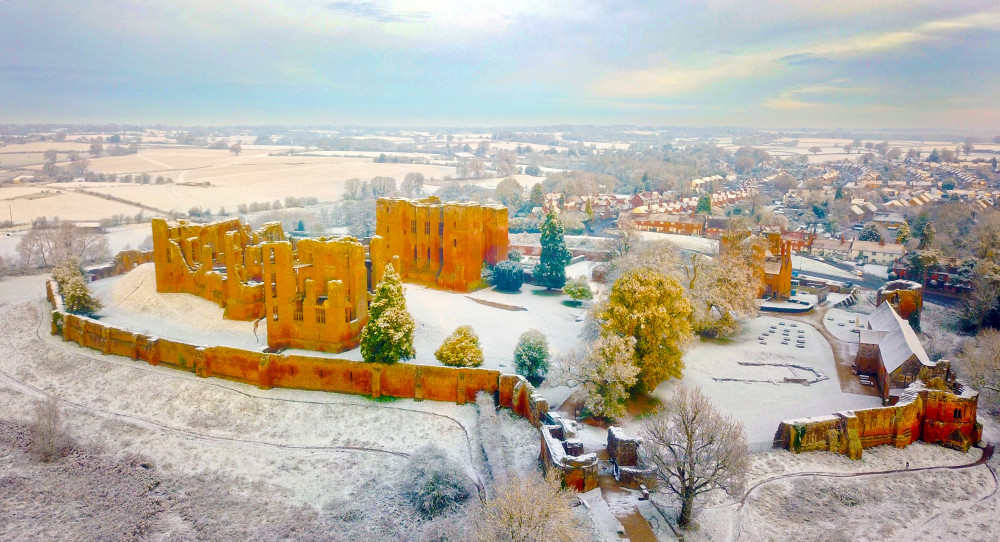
[1,0,999,131]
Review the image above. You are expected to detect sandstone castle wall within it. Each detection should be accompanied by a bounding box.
[47,278,549,423]
[775,362,982,459]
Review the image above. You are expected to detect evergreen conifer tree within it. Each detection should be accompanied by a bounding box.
[535,210,571,290]
[360,263,416,364]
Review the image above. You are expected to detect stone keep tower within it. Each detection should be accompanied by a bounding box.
[373,196,508,291]
[877,279,924,321]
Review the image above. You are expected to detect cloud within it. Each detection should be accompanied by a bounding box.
[593,9,1000,98]
[763,81,871,109]
[326,1,428,23]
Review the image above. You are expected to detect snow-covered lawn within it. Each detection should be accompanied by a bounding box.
[864,263,890,279]
[638,315,881,443]
[89,262,588,373]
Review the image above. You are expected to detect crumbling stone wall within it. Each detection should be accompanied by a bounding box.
[539,424,598,492]
[48,280,555,422]
[87,249,156,281]
[608,426,640,466]
[776,362,982,459]
[374,196,508,292]
[151,218,275,321]
[261,237,370,353]
[607,426,657,490]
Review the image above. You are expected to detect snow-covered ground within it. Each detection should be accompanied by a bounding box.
[638,231,718,253]
[642,440,998,542]
[864,263,890,279]
[90,265,264,350]
[0,273,50,308]
[792,254,857,280]
[824,308,869,345]
[89,262,588,373]
[636,315,881,443]
[0,301,491,507]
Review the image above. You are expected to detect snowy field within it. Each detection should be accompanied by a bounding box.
[0,293,547,539]
[89,262,590,373]
[642,438,999,542]
[636,315,881,443]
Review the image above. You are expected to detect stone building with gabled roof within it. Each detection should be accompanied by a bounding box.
[856,301,935,404]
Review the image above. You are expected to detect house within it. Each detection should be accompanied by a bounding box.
[873,212,906,230]
[778,230,814,252]
[632,213,704,235]
[850,240,905,265]
[849,205,865,223]
[703,216,731,238]
[856,302,935,403]
[810,237,852,259]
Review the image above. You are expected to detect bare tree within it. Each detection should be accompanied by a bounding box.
[641,386,749,529]
[31,397,64,462]
[494,150,518,177]
[471,472,585,542]
[958,329,1000,413]
[470,157,487,179]
[229,142,242,156]
[602,219,641,260]
[404,171,425,195]
[17,222,109,269]
[89,141,103,157]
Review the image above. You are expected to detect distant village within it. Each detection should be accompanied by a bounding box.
[535,151,1000,298]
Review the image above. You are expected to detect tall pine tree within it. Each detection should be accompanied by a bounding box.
[535,210,572,290]
[361,263,416,364]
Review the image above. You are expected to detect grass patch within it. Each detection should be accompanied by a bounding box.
[624,393,662,419]
[368,394,402,403]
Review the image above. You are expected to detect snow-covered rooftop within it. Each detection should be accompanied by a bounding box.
[866,302,932,373]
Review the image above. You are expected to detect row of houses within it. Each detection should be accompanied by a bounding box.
[938,164,985,187]
[542,186,756,220]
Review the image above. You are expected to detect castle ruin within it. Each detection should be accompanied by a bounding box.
[373,196,508,291]
[150,196,508,354]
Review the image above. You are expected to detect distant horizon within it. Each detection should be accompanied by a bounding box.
[2,122,997,140]
[2,1,998,131]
